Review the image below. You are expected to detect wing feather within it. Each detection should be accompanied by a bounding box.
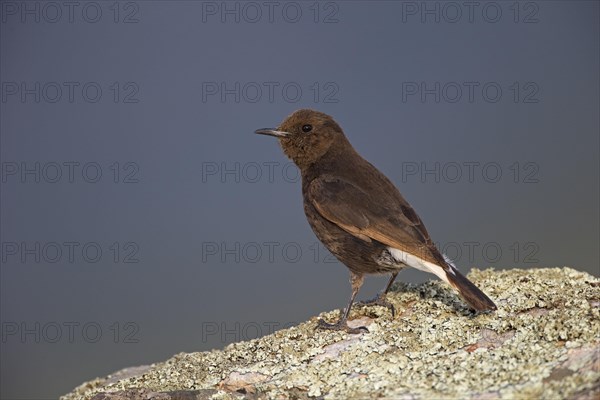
[308,176,444,265]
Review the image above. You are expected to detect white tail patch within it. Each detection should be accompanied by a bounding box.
[442,254,457,276]
[388,247,451,284]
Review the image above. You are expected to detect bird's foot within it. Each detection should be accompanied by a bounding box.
[357,294,396,318]
[316,318,369,334]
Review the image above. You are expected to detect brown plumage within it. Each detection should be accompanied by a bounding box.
[256,109,496,333]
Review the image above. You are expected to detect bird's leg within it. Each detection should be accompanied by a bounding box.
[357,272,398,317]
[317,272,369,334]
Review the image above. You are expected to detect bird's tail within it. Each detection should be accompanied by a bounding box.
[444,265,496,311]
[388,248,496,311]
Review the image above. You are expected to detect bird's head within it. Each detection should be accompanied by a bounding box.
[255,109,348,169]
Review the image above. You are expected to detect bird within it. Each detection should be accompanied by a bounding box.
[255,109,496,333]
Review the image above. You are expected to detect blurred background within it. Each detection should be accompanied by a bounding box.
[1,1,598,398]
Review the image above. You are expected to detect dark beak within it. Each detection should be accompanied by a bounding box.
[254,128,291,138]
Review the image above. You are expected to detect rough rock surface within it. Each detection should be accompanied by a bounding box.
[62,267,600,400]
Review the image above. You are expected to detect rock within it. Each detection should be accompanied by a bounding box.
[61,267,600,400]
[89,388,217,400]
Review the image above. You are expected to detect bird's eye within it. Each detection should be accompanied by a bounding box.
[301,124,313,133]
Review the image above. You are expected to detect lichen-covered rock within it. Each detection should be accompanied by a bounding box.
[61,267,600,400]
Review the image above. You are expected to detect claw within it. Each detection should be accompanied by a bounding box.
[316,318,369,334]
[357,294,396,318]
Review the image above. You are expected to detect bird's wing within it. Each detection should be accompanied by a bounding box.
[308,175,498,312]
[308,175,444,265]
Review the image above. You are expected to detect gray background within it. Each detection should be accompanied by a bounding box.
[1,1,598,398]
